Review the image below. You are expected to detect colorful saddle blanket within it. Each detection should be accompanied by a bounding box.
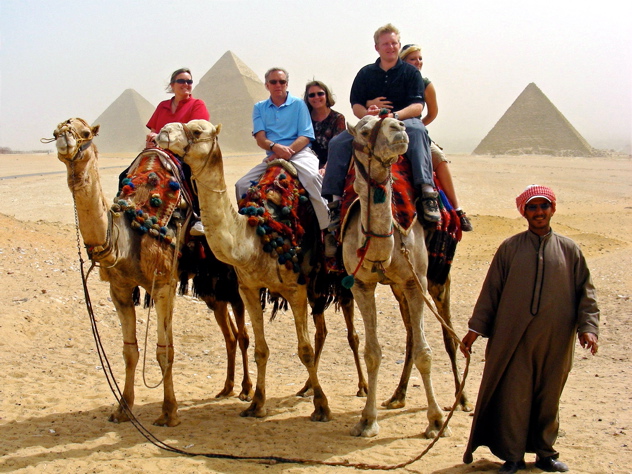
[340,154,418,238]
[237,160,311,274]
[112,148,191,246]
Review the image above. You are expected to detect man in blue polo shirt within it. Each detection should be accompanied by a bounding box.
[322,23,439,239]
[236,67,329,230]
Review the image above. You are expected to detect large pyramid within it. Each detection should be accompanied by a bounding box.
[92,89,155,154]
[473,83,596,156]
[193,51,268,153]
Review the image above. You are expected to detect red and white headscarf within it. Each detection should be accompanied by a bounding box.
[515,185,556,216]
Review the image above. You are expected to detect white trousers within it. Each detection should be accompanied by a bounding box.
[235,148,329,230]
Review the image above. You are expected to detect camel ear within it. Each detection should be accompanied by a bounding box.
[92,125,100,136]
[215,123,222,135]
[347,121,356,137]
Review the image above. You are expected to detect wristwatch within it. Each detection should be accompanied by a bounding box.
[392,112,399,120]
[269,142,276,150]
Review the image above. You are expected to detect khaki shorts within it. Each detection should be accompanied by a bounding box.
[431,141,448,169]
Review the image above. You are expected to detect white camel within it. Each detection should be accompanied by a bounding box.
[342,115,448,438]
[157,120,331,421]
[53,118,252,427]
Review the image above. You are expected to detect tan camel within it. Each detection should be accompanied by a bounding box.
[53,118,252,427]
[156,120,331,421]
[342,115,449,438]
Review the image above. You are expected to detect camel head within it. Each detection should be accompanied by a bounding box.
[53,118,99,162]
[156,119,221,162]
[348,115,408,168]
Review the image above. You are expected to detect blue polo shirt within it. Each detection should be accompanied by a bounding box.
[253,93,315,155]
[350,58,424,113]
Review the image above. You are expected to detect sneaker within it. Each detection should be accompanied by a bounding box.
[421,191,441,222]
[327,200,341,233]
[190,220,205,236]
[324,232,338,258]
[457,209,473,231]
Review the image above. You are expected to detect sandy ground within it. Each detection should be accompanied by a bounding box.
[0,151,630,473]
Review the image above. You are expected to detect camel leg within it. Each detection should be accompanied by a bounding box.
[231,298,253,401]
[296,308,327,397]
[382,286,414,409]
[238,287,269,418]
[152,285,180,427]
[341,294,368,397]
[208,300,237,398]
[428,277,472,411]
[287,288,331,422]
[108,284,139,424]
[403,284,449,439]
[350,280,381,437]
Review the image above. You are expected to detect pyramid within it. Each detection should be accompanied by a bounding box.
[193,51,269,153]
[473,83,596,156]
[92,89,155,154]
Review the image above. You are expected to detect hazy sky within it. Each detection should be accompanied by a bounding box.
[1,0,631,152]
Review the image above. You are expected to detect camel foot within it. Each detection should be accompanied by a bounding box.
[153,412,181,427]
[382,396,406,410]
[297,385,314,398]
[238,389,253,402]
[240,404,267,418]
[215,386,235,399]
[443,399,474,412]
[356,385,368,398]
[424,420,451,439]
[310,405,331,422]
[108,409,131,424]
[350,419,379,437]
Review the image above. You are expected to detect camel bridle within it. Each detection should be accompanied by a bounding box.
[42,118,97,162]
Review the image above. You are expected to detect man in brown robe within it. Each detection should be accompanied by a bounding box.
[461,185,599,474]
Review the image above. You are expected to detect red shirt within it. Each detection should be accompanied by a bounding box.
[146,96,210,132]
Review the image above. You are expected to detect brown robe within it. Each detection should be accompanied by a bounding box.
[464,229,599,463]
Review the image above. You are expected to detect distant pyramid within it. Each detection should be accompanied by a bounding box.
[473,83,596,156]
[193,51,268,153]
[92,89,155,154]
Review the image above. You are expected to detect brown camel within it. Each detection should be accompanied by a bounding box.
[157,120,334,421]
[52,118,252,427]
[342,115,449,438]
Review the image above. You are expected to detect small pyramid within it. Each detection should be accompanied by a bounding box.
[93,89,155,154]
[193,51,269,153]
[473,83,596,156]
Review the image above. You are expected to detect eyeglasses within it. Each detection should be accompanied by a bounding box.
[525,202,552,211]
[308,91,326,98]
[268,79,287,85]
[174,79,193,85]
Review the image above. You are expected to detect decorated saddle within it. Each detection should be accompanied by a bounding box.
[112,148,193,247]
[337,154,462,284]
[237,159,313,276]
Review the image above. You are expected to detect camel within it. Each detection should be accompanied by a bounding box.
[341,115,449,438]
[156,120,331,422]
[52,118,252,427]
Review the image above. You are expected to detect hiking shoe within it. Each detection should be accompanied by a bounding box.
[421,191,441,222]
[327,200,341,233]
[324,232,338,258]
[457,209,473,231]
[190,220,205,236]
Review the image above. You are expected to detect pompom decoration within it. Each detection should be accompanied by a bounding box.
[373,186,386,204]
[342,275,355,289]
[169,180,180,191]
[150,196,163,207]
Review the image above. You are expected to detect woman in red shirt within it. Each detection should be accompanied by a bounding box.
[145,68,209,147]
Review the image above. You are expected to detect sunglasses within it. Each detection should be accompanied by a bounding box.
[308,91,326,98]
[268,79,287,85]
[525,202,552,211]
[174,79,193,85]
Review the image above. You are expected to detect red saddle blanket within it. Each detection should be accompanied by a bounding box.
[113,148,190,245]
[340,154,418,238]
[237,161,312,274]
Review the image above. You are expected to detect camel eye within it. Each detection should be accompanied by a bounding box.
[193,130,202,137]
[82,131,90,138]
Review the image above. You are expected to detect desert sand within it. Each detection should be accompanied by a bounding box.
[0,151,630,473]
